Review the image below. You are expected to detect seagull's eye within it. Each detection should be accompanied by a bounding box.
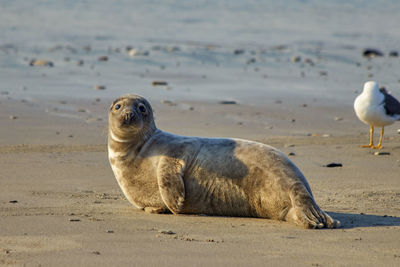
[138,104,146,113]
[115,104,121,110]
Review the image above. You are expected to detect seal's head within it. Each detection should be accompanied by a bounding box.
[108,94,156,143]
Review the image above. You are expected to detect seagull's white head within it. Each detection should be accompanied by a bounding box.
[362,81,379,95]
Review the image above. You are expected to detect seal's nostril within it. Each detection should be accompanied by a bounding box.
[124,112,134,121]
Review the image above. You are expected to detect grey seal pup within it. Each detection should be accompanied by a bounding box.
[108,94,340,229]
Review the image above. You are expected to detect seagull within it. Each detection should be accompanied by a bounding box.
[354,81,400,149]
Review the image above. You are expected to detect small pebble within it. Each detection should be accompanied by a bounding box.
[94,85,106,90]
[389,51,398,57]
[29,59,54,67]
[374,151,390,156]
[128,49,149,56]
[77,108,86,113]
[69,218,80,222]
[83,46,91,53]
[152,81,168,86]
[161,100,176,106]
[304,58,315,66]
[106,230,114,233]
[77,60,84,66]
[98,56,108,61]
[291,56,301,63]
[219,100,237,105]
[363,49,384,57]
[159,230,175,235]
[9,115,17,120]
[334,117,343,121]
[324,163,342,168]
[92,251,101,255]
[319,71,328,76]
[66,46,77,53]
[246,58,256,64]
[397,129,400,134]
[233,49,245,55]
[168,46,180,52]
[288,152,295,156]
[9,200,18,203]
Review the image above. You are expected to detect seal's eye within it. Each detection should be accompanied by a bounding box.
[115,104,121,110]
[138,104,146,113]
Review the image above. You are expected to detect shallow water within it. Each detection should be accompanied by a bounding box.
[1,0,400,106]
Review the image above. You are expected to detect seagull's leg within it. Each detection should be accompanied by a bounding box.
[361,125,374,148]
[373,127,384,149]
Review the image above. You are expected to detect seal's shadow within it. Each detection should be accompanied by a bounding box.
[327,212,400,229]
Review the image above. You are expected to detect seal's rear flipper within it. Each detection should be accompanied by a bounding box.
[157,157,186,214]
[285,182,340,229]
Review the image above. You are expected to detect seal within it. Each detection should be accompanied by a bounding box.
[108,94,340,229]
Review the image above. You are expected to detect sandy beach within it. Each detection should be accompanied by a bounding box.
[1,1,400,266]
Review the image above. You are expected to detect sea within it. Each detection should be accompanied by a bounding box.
[1,0,399,106]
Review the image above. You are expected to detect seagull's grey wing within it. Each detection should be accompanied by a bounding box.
[380,88,400,117]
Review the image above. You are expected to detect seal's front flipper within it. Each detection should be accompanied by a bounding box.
[157,157,186,214]
[144,207,170,214]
